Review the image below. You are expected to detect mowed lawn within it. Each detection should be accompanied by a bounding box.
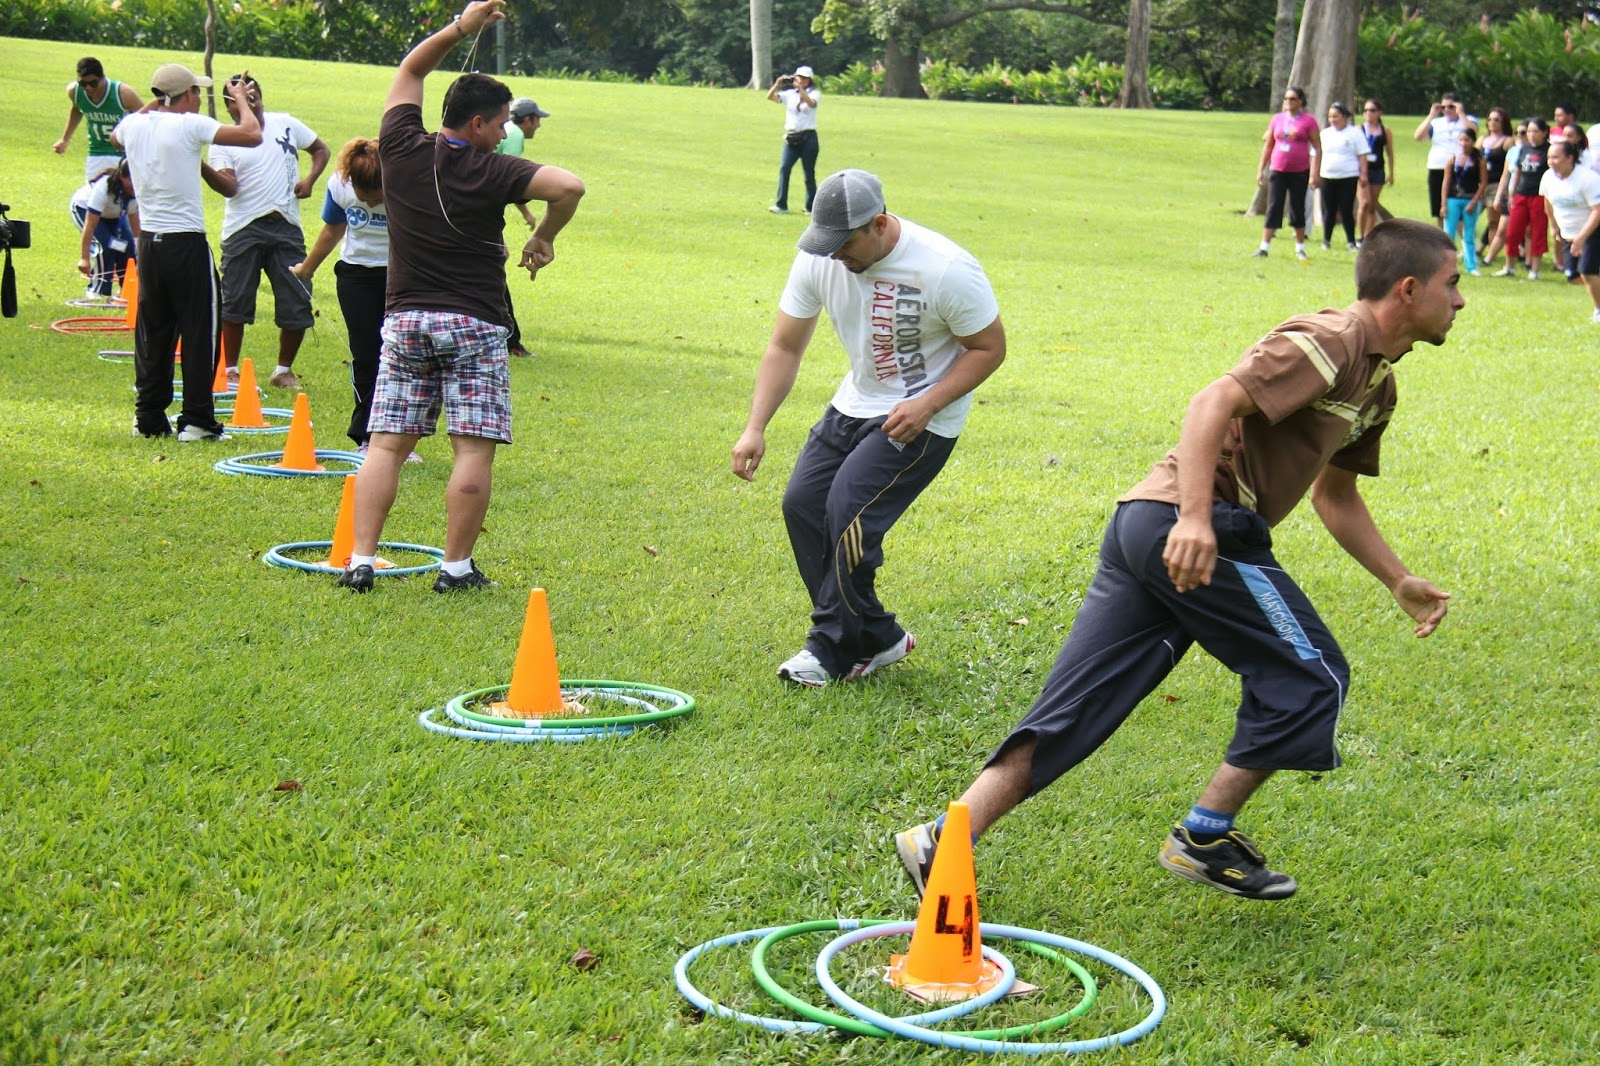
[2,36,1598,1064]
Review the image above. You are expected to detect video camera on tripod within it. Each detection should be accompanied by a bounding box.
[0,202,29,319]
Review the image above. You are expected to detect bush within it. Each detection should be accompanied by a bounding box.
[829,54,1204,109]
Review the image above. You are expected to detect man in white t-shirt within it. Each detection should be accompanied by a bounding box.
[1539,140,1600,322]
[732,169,1006,687]
[111,64,261,441]
[1414,92,1477,226]
[208,73,329,391]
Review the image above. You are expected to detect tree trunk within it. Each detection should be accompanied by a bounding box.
[881,36,926,99]
[747,0,772,89]
[203,0,218,119]
[1286,0,1359,231]
[1116,0,1154,109]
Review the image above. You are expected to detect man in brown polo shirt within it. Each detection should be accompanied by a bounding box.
[896,218,1461,901]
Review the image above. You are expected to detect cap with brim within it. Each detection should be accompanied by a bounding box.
[151,63,211,96]
[797,169,885,257]
[794,65,815,79]
[510,98,550,120]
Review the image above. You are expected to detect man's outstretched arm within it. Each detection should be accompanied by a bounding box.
[1311,464,1451,637]
[386,0,507,113]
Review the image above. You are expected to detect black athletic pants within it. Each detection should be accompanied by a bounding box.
[990,500,1349,797]
[782,406,956,677]
[335,261,387,445]
[1321,177,1358,244]
[133,231,222,437]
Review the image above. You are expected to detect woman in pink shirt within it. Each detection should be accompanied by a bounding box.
[1253,86,1323,261]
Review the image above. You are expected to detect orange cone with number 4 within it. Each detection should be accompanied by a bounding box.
[276,392,323,471]
[886,802,1004,1000]
[490,589,566,719]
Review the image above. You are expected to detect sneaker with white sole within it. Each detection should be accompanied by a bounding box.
[777,648,830,688]
[1591,309,1600,324]
[1157,826,1297,899]
[176,425,230,442]
[845,632,917,681]
[894,821,939,898]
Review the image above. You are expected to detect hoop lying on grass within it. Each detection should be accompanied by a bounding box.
[419,682,695,742]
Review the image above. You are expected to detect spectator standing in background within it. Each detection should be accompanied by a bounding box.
[768,65,820,216]
[1415,93,1477,228]
[1253,86,1321,261]
[1316,101,1367,251]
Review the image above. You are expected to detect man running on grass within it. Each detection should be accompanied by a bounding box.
[897,218,1459,901]
[731,168,1005,688]
[339,0,584,594]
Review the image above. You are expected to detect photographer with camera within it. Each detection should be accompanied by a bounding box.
[0,203,31,320]
[111,63,261,441]
[766,65,820,216]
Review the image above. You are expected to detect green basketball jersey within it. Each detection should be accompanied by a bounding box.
[74,79,130,158]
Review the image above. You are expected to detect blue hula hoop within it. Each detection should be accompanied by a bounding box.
[214,450,365,477]
[814,921,1166,1055]
[416,705,637,742]
[262,541,444,576]
[219,408,295,435]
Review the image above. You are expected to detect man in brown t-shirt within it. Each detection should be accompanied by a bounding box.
[896,219,1461,902]
[339,0,584,594]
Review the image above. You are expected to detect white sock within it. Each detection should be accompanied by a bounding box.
[349,553,376,568]
[1259,240,1271,252]
[441,557,473,578]
[1295,241,1307,255]
[275,364,293,376]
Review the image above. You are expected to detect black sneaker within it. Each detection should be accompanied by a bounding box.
[1249,249,1269,258]
[894,821,938,898]
[433,564,497,593]
[337,564,375,593]
[1158,826,1297,900]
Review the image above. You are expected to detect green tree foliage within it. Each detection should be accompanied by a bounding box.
[1358,10,1600,116]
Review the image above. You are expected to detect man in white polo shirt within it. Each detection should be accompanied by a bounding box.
[208,73,329,392]
[1540,139,1600,322]
[732,168,1006,687]
[112,64,261,440]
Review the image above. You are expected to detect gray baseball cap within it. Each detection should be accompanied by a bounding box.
[797,169,886,257]
[510,98,550,119]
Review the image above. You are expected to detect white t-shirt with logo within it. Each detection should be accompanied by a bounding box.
[209,111,319,241]
[1539,165,1600,239]
[779,217,1000,439]
[111,111,220,234]
[1427,112,1475,169]
[1319,124,1367,179]
[321,173,389,268]
[778,87,819,133]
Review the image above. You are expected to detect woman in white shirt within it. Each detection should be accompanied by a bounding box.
[1315,101,1368,251]
[70,160,137,300]
[292,138,413,459]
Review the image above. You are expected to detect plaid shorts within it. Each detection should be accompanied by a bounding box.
[369,310,512,443]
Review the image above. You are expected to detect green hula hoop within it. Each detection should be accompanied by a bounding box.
[447,681,695,729]
[750,919,1097,1040]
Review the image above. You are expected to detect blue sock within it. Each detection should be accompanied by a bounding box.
[931,812,979,846]
[1182,805,1235,839]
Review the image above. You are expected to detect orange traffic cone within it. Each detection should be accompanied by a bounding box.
[227,358,268,429]
[885,802,1004,1001]
[210,345,230,394]
[277,392,323,471]
[490,589,567,719]
[326,475,357,568]
[121,260,139,329]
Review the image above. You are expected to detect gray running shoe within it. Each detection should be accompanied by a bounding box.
[894,821,939,898]
[777,648,829,688]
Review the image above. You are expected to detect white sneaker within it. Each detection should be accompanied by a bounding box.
[844,632,917,681]
[768,205,789,214]
[1590,309,1600,324]
[777,649,829,688]
[177,425,231,442]
[404,451,423,465]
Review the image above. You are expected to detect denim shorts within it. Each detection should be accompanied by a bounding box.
[369,310,511,443]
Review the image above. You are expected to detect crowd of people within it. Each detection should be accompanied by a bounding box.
[1252,88,1600,323]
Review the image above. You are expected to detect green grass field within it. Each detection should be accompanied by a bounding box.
[3,36,1598,1064]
